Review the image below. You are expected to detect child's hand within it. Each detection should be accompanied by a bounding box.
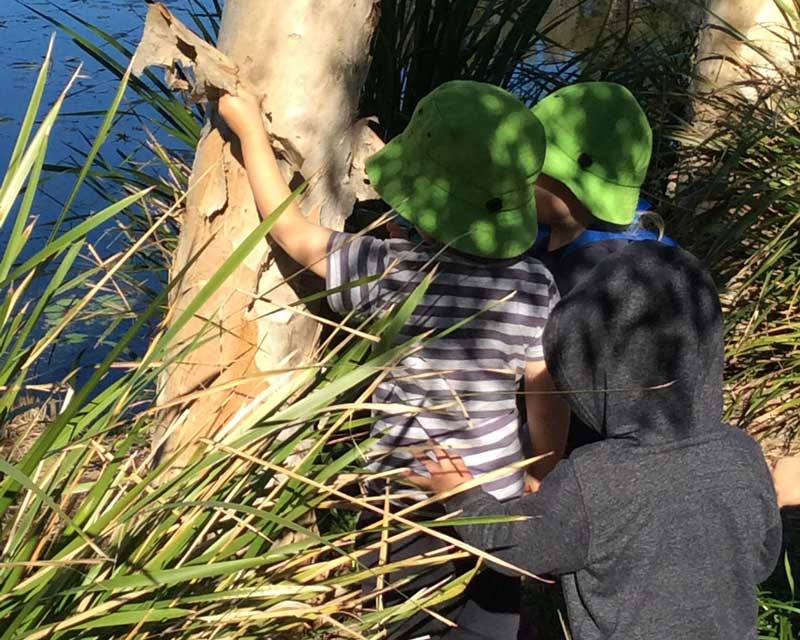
[404,446,474,494]
[218,92,264,141]
[523,473,541,495]
[772,454,800,508]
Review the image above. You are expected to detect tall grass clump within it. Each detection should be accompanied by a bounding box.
[0,41,524,637]
[2,0,796,638]
[19,3,221,352]
[663,23,800,455]
[759,555,799,639]
[29,2,212,283]
[361,0,556,138]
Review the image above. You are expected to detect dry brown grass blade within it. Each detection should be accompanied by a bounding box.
[244,289,381,343]
[211,441,549,582]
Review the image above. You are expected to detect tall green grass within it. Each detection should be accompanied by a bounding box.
[759,554,799,639]
[0,53,503,638]
[662,22,800,452]
[1,1,797,638]
[361,0,556,138]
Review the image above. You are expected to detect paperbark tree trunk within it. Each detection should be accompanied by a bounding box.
[695,0,794,97]
[155,0,381,466]
[539,0,704,62]
[676,0,795,206]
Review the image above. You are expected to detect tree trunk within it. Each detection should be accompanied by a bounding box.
[156,0,381,467]
[675,0,795,208]
[695,0,794,99]
[540,0,704,62]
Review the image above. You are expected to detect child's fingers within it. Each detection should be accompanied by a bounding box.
[431,446,451,460]
[431,446,469,475]
[412,446,471,482]
[411,449,443,475]
[402,469,432,489]
[523,474,541,495]
[431,446,461,467]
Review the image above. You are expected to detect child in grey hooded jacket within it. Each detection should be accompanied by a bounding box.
[408,241,782,639]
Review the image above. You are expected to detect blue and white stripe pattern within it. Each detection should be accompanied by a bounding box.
[327,232,559,501]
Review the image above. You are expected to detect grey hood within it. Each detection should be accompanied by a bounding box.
[543,241,725,444]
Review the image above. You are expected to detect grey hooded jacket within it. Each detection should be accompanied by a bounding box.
[446,242,782,639]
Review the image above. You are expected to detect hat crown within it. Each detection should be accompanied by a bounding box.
[531,81,653,225]
[405,80,545,200]
[364,80,545,258]
[534,81,652,187]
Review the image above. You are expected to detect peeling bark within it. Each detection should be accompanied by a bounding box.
[134,2,379,466]
[132,3,246,101]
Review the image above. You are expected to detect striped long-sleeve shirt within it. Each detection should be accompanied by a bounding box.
[326,232,559,501]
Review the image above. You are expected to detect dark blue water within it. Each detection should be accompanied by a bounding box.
[0,1,149,221]
[0,1,195,384]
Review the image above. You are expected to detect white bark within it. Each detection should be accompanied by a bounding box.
[154,0,380,466]
[695,0,795,98]
[539,0,704,60]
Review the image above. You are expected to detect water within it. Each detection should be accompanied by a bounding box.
[0,1,191,384]
[0,1,149,220]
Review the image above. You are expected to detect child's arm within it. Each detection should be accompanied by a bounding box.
[524,360,571,488]
[218,93,333,278]
[772,454,800,508]
[405,447,589,576]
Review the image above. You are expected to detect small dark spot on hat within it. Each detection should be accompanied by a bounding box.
[578,153,593,169]
[485,197,503,213]
[418,108,424,115]
[363,178,371,185]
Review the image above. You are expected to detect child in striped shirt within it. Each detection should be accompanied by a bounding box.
[219,80,568,639]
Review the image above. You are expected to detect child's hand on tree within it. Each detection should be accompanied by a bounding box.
[214,90,332,278]
[218,92,264,141]
[772,454,800,508]
[404,446,474,493]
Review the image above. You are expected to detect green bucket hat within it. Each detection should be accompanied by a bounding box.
[531,82,652,226]
[365,80,545,258]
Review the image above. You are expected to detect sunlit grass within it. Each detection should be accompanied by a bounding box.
[0,53,531,637]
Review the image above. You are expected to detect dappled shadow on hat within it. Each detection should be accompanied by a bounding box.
[365,80,544,258]
[537,82,651,185]
[532,81,652,225]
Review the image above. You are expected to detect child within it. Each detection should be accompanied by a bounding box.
[531,81,670,295]
[524,81,676,459]
[218,81,569,638]
[408,241,783,639]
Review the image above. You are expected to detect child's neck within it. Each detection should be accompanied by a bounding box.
[548,217,585,251]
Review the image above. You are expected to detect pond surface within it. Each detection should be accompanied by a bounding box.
[0,1,193,383]
[0,1,151,220]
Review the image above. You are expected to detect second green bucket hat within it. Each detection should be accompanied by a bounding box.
[365,80,545,259]
[532,82,652,226]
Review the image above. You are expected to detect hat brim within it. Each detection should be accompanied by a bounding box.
[543,140,641,226]
[366,136,538,259]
